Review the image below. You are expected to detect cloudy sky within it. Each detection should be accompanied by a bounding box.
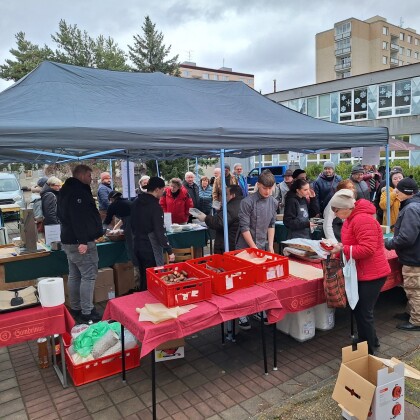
[1,0,419,94]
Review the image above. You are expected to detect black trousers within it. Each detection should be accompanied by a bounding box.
[134,244,156,292]
[353,277,386,355]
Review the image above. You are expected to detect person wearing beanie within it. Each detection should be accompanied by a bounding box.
[385,177,420,331]
[349,164,370,201]
[31,176,49,195]
[313,161,342,215]
[278,169,294,211]
[329,192,391,355]
[131,177,175,290]
[292,168,307,180]
[97,172,112,216]
[379,171,404,229]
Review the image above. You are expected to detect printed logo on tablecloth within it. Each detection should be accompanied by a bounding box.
[0,330,12,342]
[13,323,45,339]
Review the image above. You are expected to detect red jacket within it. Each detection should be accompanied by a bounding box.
[159,186,193,224]
[341,199,391,281]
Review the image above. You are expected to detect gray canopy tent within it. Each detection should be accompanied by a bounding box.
[0,61,391,240]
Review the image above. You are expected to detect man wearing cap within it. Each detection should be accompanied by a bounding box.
[313,161,342,215]
[212,164,238,205]
[385,177,420,331]
[349,164,370,201]
[278,169,294,211]
[97,172,113,216]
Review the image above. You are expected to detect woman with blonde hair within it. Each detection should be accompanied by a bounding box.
[41,176,63,226]
[379,171,404,230]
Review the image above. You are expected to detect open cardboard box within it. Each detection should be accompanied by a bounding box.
[332,341,416,420]
[155,338,185,362]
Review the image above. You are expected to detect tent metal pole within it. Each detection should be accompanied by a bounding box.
[220,149,229,252]
[155,160,160,178]
[258,151,262,171]
[195,157,199,182]
[126,156,131,200]
[109,159,114,190]
[385,144,391,230]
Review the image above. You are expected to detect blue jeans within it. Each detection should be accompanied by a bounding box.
[62,242,99,315]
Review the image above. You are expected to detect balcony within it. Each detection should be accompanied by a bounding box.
[335,61,352,71]
[334,31,351,41]
[390,43,399,51]
[390,57,399,67]
[335,47,351,56]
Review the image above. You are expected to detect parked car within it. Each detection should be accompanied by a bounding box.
[246,165,288,186]
[0,173,25,208]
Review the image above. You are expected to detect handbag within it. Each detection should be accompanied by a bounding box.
[321,254,347,308]
[343,246,359,310]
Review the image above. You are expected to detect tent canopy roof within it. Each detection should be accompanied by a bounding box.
[0,61,388,163]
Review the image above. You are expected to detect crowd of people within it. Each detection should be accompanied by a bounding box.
[31,161,419,343]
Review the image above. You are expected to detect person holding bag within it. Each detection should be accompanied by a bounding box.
[328,189,390,355]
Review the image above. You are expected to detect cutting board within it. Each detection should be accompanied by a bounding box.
[289,260,324,281]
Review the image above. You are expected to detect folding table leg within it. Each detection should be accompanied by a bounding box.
[151,350,157,420]
[350,309,355,339]
[221,323,225,344]
[121,324,126,382]
[273,324,278,371]
[259,311,268,375]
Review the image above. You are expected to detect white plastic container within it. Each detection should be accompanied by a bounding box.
[289,308,316,342]
[314,303,335,331]
[276,313,292,335]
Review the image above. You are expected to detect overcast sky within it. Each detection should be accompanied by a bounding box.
[1,0,420,94]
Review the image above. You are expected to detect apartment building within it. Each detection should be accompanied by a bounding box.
[316,15,420,83]
[179,62,254,88]
[265,63,420,168]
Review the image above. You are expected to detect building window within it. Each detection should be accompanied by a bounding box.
[339,88,367,121]
[382,56,388,64]
[407,49,411,57]
[202,73,209,80]
[247,79,253,84]
[382,41,388,50]
[407,35,412,43]
[182,70,191,77]
[335,38,351,53]
[221,75,229,81]
[400,32,405,41]
[399,46,404,55]
[415,38,419,46]
[212,74,218,80]
[319,94,330,120]
[415,51,419,59]
[307,97,317,118]
[335,21,351,37]
[378,79,411,117]
[383,26,389,35]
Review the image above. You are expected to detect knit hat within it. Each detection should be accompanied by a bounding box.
[396,177,418,195]
[329,189,356,209]
[37,176,48,187]
[224,164,230,170]
[323,161,335,170]
[100,172,111,181]
[351,164,364,174]
[292,169,306,179]
[284,169,293,177]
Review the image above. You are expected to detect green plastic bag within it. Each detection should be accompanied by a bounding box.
[73,321,110,357]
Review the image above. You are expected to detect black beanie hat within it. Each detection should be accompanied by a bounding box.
[292,169,306,179]
[396,177,418,195]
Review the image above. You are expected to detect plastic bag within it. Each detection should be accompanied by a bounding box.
[343,246,359,310]
[73,321,110,357]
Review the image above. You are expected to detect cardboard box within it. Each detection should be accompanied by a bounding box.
[155,338,185,362]
[113,262,135,296]
[333,341,405,420]
[94,268,115,303]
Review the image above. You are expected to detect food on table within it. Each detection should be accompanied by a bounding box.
[320,238,334,251]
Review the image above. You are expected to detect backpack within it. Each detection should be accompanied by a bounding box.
[32,198,44,221]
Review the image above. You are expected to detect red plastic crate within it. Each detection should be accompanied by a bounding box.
[187,254,256,295]
[63,333,140,386]
[146,262,212,307]
[225,248,289,283]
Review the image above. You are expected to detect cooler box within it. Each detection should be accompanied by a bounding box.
[276,313,292,335]
[146,262,211,308]
[289,308,315,342]
[187,254,255,295]
[225,248,289,283]
[314,303,335,331]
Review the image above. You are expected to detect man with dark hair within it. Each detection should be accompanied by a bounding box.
[292,169,307,180]
[197,184,243,254]
[313,161,342,215]
[131,177,175,291]
[236,170,278,329]
[385,177,420,331]
[58,164,103,323]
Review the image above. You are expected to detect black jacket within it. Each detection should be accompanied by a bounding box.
[104,198,132,226]
[57,177,103,245]
[386,193,420,266]
[183,181,200,209]
[284,192,319,239]
[204,196,242,253]
[40,184,60,225]
[131,193,172,254]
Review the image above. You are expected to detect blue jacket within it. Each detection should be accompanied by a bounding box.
[313,173,341,215]
[97,183,112,210]
[199,185,213,215]
[236,174,249,197]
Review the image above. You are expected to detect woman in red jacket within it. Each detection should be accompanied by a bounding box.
[159,178,193,224]
[329,189,391,355]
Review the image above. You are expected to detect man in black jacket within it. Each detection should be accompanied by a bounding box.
[58,164,103,323]
[131,177,175,291]
[385,177,420,331]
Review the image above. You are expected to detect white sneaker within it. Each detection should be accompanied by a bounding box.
[238,316,251,330]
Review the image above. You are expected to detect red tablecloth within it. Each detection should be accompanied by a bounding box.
[103,285,283,358]
[0,304,75,347]
[262,249,402,313]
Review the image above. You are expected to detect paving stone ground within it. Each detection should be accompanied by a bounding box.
[1,282,419,419]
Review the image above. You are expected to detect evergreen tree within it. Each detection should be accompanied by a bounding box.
[0,32,54,81]
[128,16,180,75]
